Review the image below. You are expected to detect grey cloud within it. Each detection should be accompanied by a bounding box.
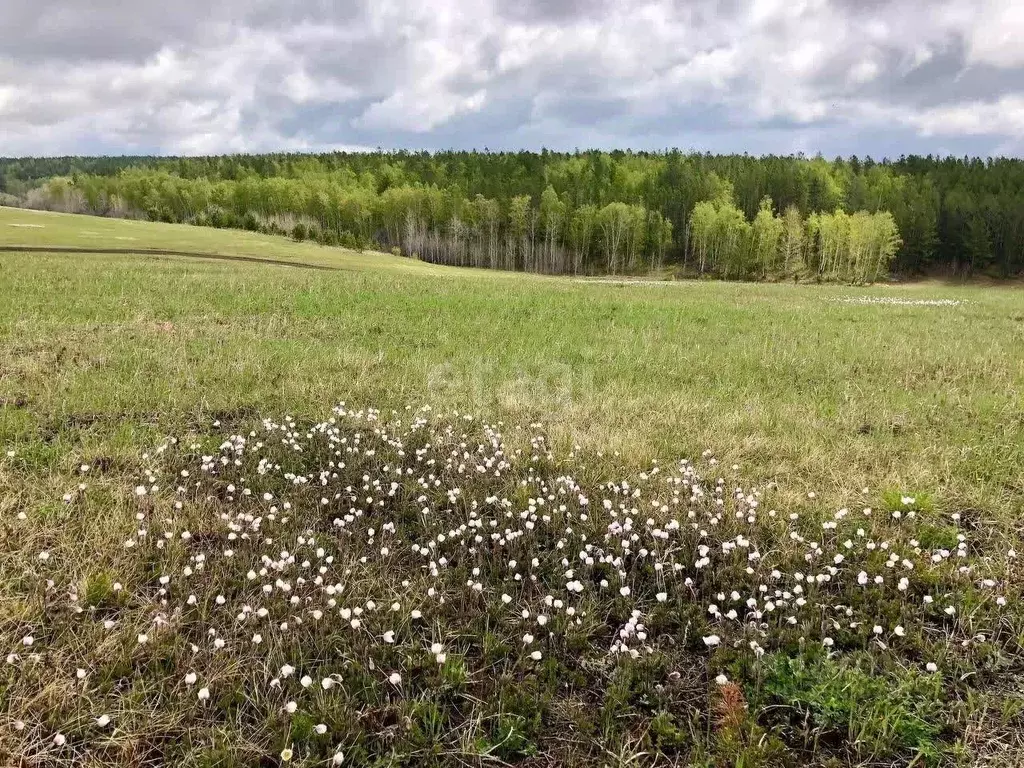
[496,0,612,23]
[1,0,1022,157]
[0,0,232,62]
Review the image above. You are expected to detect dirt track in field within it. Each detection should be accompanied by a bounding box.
[0,245,342,271]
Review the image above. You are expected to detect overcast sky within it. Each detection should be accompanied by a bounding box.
[1,0,1023,158]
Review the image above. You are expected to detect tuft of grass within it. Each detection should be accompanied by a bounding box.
[882,488,936,516]
[82,568,117,608]
[762,653,946,763]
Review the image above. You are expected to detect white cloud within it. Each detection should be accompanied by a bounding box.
[0,0,1021,156]
[966,0,1024,68]
[908,95,1024,136]
[356,88,489,133]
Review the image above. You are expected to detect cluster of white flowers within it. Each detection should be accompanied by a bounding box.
[2,401,1012,761]
[836,296,965,307]
[610,610,650,657]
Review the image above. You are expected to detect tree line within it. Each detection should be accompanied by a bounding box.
[688,189,901,282]
[32,170,674,274]
[2,150,1022,279]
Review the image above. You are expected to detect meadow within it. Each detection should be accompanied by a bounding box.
[1,206,1023,766]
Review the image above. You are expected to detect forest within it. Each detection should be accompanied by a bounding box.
[1,150,1022,280]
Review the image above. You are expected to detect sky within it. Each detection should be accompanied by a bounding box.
[1,0,1023,159]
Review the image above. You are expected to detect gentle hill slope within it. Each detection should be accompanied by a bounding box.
[0,206,435,274]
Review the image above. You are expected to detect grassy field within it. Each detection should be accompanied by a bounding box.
[2,206,1024,766]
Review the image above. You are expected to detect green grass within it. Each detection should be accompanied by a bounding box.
[0,205,436,272]
[2,207,1022,516]
[2,207,1024,766]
